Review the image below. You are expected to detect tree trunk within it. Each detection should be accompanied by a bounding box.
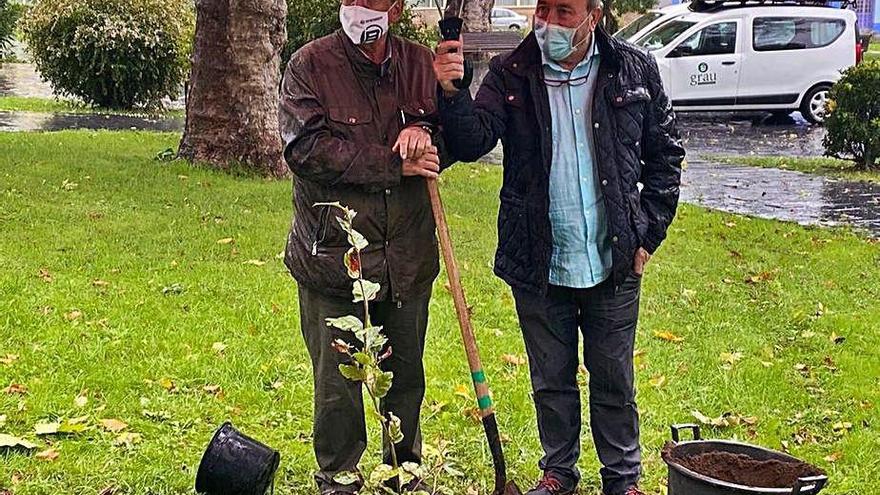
[445,0,495,32]
[179,0,288,177]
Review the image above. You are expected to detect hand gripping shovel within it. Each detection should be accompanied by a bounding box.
[427,179,522,495]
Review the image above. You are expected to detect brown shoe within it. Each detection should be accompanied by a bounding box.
[526,473,577,495]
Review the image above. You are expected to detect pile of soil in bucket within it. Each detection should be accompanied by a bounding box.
[662,443,825,488]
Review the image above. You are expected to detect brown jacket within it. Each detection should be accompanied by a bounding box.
[279,30,446,303]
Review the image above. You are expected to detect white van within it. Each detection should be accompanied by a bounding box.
[614,3,692,43]
[634,0,862,123]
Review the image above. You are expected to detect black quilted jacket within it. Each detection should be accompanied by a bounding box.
[438,28,685,295]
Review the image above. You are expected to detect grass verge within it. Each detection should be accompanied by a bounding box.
[713,155,880,184]
[0,131,878,494]
[0,96,183,117]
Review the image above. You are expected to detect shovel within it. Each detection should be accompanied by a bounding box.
[427,179,522,495]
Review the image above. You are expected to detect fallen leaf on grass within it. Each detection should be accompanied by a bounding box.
[113,432,142,447]
[3,383,27,395]
[824,452,843,463]
[745,270,776,284]
[0,354,18,366]
[99,419,128,433]
[829,332,846,344]
[720,352,744,368]
[35,419,87,435]
[38,268,53,283]
[654,331,684,343]
[212,342,227,354]
[649,375,667,388]
[0,433,37,450]
[242,259,266,266]
[453,384,471,400]
[501,354,526,366]
[0,414,6,425]
[203,384,222,395]
[92,279,111,288]
[35,448,59,461]
[64,310,83,321]
[158,377,177,393]
[216,237,235,245]
[692,410,758,428]
[832,422,853,432]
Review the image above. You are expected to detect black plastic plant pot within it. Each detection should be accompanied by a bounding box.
[664,424,828,495]
[195,422,280,495]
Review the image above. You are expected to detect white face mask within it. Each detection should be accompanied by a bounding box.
[340,2,397,46]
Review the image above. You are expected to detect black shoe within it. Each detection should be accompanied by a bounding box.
[526,473,577,495]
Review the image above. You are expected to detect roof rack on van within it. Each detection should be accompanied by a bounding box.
[689,0,847,12]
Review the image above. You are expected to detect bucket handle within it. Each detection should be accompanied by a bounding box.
[792,475,828,495]
[671,424,702,443]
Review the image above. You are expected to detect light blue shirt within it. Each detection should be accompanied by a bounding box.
[544,38,613,288]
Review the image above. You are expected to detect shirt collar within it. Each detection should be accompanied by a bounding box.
[542,33,599,74]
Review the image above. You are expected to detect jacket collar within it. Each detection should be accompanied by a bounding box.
[503,26,621,77]
[337,29,395,80]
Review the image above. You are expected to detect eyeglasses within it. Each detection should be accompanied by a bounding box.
[541,73,591,87]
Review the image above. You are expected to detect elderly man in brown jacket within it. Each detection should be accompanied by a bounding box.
[278,1,449,493]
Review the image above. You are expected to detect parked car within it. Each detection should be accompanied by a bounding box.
[634,0,861,124]
[614,3,691,43]
[490,7,528,31]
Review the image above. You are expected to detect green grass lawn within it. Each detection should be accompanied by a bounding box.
[1,131,879,495]
[713,155,880,184]
[0,96,184,117]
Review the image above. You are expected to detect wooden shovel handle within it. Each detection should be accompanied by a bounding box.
[427,178,494,417]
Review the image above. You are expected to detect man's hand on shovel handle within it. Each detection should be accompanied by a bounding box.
[402,146,440,179]
[434,39,465,96]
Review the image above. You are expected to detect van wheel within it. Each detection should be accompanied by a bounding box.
[800,85,832,125]
[509,24,520,31]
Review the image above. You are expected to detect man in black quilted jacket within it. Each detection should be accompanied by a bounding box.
[433,0,685,494]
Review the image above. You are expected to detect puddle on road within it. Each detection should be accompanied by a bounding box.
[0,111,184,132]
[682,159,880,237]
[679,112,826,158]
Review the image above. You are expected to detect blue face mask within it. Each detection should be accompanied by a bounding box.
[534,16,591,61]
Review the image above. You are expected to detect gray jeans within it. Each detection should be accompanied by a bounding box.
[512,273,642,495]
[298,285,431,493]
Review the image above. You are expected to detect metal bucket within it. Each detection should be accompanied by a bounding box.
[195,422,280,495]
[664,424,828,495]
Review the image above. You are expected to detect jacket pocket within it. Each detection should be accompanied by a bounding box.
[612,85,650,145]
[327,106,373,127]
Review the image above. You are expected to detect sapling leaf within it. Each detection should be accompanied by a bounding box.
[348,228,369,251]
[369,464,398,485]
[339,364,366,382]
[353,280,381,303]
[333,471,360,485]
[326,315,364,333]
[344,248,361,279]
[388,412,404,444]
[373,370,394,399]
[353,352,374,367]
